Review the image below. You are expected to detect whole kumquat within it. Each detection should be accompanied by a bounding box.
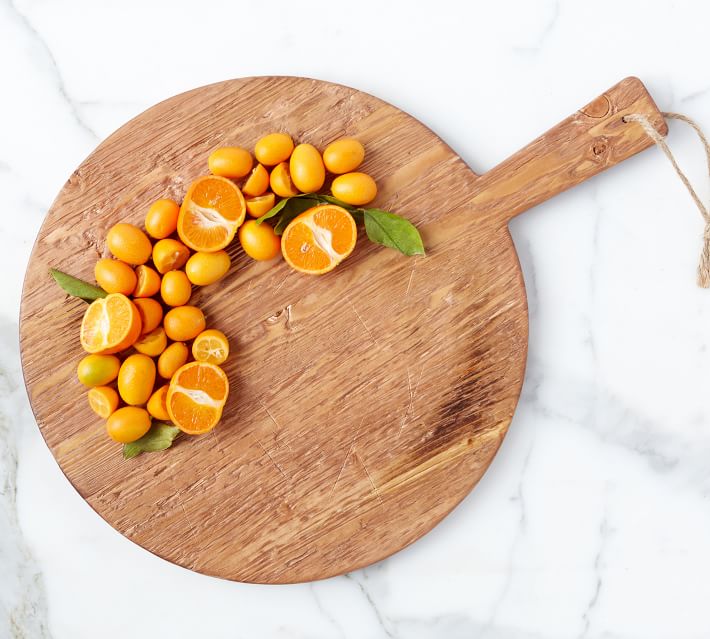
[145,199,179,239]
[106,223,152,265]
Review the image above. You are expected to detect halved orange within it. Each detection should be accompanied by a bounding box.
[281,204,357,274]
[80,293,142,354]
[166,361,229,435]
[177,175,246,252]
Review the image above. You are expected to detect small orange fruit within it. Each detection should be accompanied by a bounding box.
[242,164,269,197]
[152,238,190,274]
[77,354,120,387]
[323,138,365,174]
[163,306,206,342]
[167,361,229,435]
[208,147,253,179]
[290,143,325,193]
[88,386,119,419]
[245,192,276,218]
[145,199,179,239]
[106,406,151,443]
[94,258,137,295]
[118,353,156,406]
[147,384,170,421]
[331,172,377,206]
[161,270,192,307]
[177,175,246,252]
[133,264,161,298]
[281,204,357,275]
[254,133,294,166]
[185,250,230,286]
[239,220,281,261]
[270,162,299,198]
[157,341,189,379]
[192,329,229,365]
[133,297,163,335]
[80,293,142,354]
[106,223,152,265]
[133,326,168,357]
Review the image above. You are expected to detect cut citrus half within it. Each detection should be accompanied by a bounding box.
[166,361,229,435]
[177,175,246,252]
[80,293,142,354]
[192,329,229,365]
[281,204,357,274]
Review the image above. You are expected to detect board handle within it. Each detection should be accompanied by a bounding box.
[472,77,667,225]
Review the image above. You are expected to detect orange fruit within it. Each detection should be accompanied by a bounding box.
[192,329,229,365]
[281,204,357,274]
[94,258,137,295]
[331,172,377,206]
[177,175,246,252]
[133,326,168,357]
[157,341,189,379]
[106,223,152,265]
[80,293,142,354]
[133,264,161,298]
[106,406,151,443]
[88,386,119,419]
[245,192,276,218]
[167,361,229,434]
[118,353,156,406]
[185,250,231,286]
[242,164,269,197]
[152,238,190,274]
[145,199,179,239]
[290,143,325,193]
[322,138,365,174]
[133,297,163,334]
[208,146,253,179]
[254,133,294,166]
[163,306,205,341]
[270,162,299,198]
[161,270,192,307]
[147,384,170,421]
[239,220,281,261]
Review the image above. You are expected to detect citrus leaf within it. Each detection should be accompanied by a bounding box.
[272,197,320,235]
[123,421,180,459]
[255,193,314,225]
[314,194,357,210]
[363,209,425,256]
[50,268,107,303]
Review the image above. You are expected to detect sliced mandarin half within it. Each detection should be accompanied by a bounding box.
[166,361,229,435]
[177,175,246,252]
[281,204,357,275]
[80,293,142,354]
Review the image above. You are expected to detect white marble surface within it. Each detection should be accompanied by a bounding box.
[3,0,710,636]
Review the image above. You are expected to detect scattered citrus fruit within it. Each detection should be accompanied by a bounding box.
[160,270,192,307]
[152,238,190,274]
[239,220,281,261]
[163,305,206,341]
[106,223,152,265]
[281,204,357,274]
[270,162,299,198]
[133,326,168,357]
[77,354,120,387]
[147,385,170,421]
[133,264,161,298]
[133,297,163,335]
[88,386,119,419]
[94,258,137,295]
[245,192,276,218]
[118,353,156,406]
[167,361,229,435]
[331,172,377,206]
[106,406,151,443]
[145,199,179,239]
[185,250,230,286]
[157,341,189,379]
[208,146,253,179]
[290,143,325,192]
[80,293,142,354]
[177,175,246,252]
[192,329,229,365]
[242,163,269,197]
[254,133,294,166]
[323,138,365,174]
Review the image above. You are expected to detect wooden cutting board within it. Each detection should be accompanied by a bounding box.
[20,76,666,583]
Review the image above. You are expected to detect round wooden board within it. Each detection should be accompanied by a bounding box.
[20,76,527,583]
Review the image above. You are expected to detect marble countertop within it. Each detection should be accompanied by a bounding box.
[3,0,710,637]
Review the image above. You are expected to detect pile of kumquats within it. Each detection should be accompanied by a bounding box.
[52,132,423,458]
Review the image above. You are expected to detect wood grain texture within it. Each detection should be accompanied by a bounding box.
[19,76,665,583]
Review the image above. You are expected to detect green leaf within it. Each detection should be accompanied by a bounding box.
[255,193,315,225]
[50,268,107,303]
[123,421,180,459]
[314,194,358,210]
[272,197,320,235]
[363,209,425,256]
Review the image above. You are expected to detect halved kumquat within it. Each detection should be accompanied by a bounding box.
[192,329,229,365]
[133,297,163,335]
[133,264,161,298]
[88,386,119,419]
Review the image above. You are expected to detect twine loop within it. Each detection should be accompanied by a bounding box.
[623,111,710,287]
